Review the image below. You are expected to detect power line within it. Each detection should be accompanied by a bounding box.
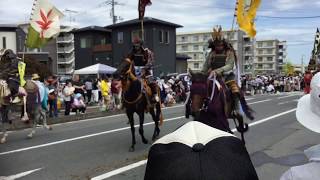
[258,15,320,19]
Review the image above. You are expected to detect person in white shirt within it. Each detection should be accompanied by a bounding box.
[280,72,320,180]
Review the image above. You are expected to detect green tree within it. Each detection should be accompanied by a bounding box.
[282,62,294,76]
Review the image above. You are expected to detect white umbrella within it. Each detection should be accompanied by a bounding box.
[73,63,116,75]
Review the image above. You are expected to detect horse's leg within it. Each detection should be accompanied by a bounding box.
[127,111,136,152]
[27,106,40,138]
[138,112,148,144]
[41,108,52,131]
[149,108,160,141]
[0,106,10,144]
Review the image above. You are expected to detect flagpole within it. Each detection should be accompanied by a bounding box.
[22,0,39,62]
[141,19,144,41]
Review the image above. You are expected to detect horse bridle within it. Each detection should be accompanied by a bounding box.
[121,58,144,105]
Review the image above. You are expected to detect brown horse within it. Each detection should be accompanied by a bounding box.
[186,71,254,143]
[114,58,163,152]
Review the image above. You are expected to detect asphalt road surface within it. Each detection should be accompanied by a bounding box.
[1,92,318,180]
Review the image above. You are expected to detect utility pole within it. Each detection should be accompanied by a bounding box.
[301,54,305,73]
[99,0,124,24]
[64,9,79,26]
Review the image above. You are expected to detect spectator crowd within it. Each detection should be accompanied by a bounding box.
[34,73,309,119]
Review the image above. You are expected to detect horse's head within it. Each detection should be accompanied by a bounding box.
[188,70,209,120]
[114,58,135,80]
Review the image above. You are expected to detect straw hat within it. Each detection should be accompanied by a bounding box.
[31,74,40,80]
[296,72,320,133]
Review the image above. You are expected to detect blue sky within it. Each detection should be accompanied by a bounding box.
[0,0,319,65]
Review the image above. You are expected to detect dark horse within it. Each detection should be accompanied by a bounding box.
[114,58,162,152]
[186,71,254,143]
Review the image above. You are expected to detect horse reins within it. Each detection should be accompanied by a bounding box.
[122,58,143,105]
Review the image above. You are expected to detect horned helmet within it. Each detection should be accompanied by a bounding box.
[212,25,223,41]
[208,25,230,51]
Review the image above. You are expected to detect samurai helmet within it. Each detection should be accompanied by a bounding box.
[212,25,223,41]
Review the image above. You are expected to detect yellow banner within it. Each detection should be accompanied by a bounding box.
[237,0,261,38]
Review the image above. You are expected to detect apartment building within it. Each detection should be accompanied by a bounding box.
[0,24,17,52]
[254,40,287,75]
[16,24,75,75]
[176,30,253,74]
[56,26,75,75]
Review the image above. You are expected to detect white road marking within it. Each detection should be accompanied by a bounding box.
[248,99,272,105]
[91,108,297,180]
[91,160,148,180]
[245,98,255,101]
[0,116,185,156]
[277,94,301,99]
[277,99,299,105]
[0,168,42,180]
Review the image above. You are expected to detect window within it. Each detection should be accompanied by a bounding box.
[131,30,143,42]
[181,36,186,42]
[267,49,272,54]
[258,57,263,62]
[267,57,273,61]
[80,38,86,48]
[164,31,169,44]
[117,32,123,44]
[159,30,164,43]
[267,42,273,46]
[181,45,188,51]
[2,37,6,49]
[193,53,197,59]
[203,34,209,41]
[258,50,263,54]
[257,42,263,47]
[194,63,199,69]
[100,38,106,45]
[193,36,199,42]
[193,45,199,51]
[80,38,91,48]
[258,64,263,69]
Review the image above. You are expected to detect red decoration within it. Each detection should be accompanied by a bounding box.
[139,0,152,20]
[36,9,53,39]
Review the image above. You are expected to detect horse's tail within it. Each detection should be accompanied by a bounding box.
[239,92,254,120]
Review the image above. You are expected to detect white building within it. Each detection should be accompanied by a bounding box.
[254,40,287,75]
[176,30,254,74]
[0,24,18,52]
[56,26,75,75]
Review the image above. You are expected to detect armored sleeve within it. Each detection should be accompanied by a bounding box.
[214,50,235,75]
[202,53,211,73]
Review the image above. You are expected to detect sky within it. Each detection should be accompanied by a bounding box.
[0,0,319,65]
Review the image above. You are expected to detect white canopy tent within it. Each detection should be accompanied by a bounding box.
[73,63,116,75]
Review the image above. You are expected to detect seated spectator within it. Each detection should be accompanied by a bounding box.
[72,93,86,114]
[280,72,320,180]
[144,121,258,180]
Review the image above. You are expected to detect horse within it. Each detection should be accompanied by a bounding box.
[114,58,163,152]
[0,49,52,144]
[185,71,254,143]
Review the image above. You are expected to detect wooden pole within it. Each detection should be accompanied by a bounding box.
[141,19,144,41]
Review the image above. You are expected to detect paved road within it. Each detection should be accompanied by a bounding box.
[0,92,318,180]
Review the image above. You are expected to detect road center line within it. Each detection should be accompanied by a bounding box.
[91,108,297,180]
[0,96,283,155]
[0,116,185,156]
[247,99,272,105]
[277,94,300,99]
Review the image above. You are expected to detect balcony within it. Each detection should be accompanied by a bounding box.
[57,45,74,54]
[58,54,75,64]
[57,34,74,43]
[57,64,75,74]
